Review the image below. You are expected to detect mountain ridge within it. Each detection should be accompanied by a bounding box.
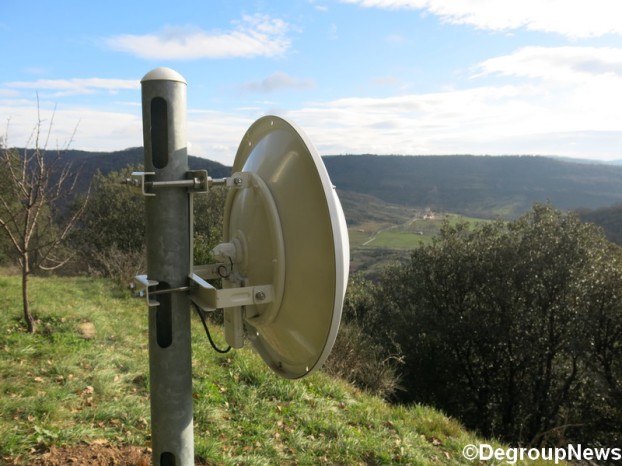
[17,147,622,219]
[323,154,622,218]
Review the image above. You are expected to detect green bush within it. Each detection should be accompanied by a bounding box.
[323,321,402,399]
[374,204,622,448]
[71,166,144,280]
[323,274,403,399]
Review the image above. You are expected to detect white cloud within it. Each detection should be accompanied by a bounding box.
[104,14,291,60]
[370,75,409,90]
[0,100,142,151]
[1,99,254,164]
[4,45,622,163]
[474,46,622,81]
[384,34,407,45]
[280,50,622,160]
[4,70,622,163]
[342,0,622,38]
[286,86,544,154]
[0,89,20,97]
[308,0,329,12]
[5,78,139,96]
[187,110,255,164]
[468,47,622,140]
[7,69,622,163]
[240,72,315,93]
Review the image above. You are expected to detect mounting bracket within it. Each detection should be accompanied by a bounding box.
[131,273,273,312]
[188,273,273,312]
[126,170,211,196]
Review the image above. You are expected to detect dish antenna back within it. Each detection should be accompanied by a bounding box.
[219,115,349,379]
[130,68,349,466]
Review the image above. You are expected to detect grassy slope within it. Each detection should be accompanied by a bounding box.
[0,275,551,465]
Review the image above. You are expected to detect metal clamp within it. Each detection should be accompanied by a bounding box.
[125,170,210,196]
[125,172,156,197]
[132,275,192,306]
[186,170,210,193]
[132,275,160,307]
[188,273,273,312]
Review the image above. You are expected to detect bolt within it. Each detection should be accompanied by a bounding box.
[255,291,266,301]
[234,177,243,186]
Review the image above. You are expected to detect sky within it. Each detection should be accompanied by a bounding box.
[1,0,622,165]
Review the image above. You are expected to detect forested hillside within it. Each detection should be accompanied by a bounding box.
[52,147,231,194]
[324,154,622,218]
[45,149,622,219]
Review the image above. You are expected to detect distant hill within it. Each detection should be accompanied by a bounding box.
[324,154,622,218]
[48,147,231,193]
[19,148,622,220]
[337,190,418,227]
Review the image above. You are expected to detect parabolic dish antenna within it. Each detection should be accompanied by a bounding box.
[220,115,349,379]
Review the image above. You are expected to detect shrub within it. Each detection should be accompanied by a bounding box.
[323,321,402,399]
[322,274,403,399]
[375,204,622,447]
[90,244,146,288]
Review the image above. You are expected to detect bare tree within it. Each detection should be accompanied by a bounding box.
[0,106,89,333]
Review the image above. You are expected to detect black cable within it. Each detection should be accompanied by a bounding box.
[192,302,231,354]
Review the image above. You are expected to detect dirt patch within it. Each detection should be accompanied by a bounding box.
[4,444,151,466]
[3,444,212,466]
[76,321,97,339]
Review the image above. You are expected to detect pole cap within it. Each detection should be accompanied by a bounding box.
[141,67,186,84]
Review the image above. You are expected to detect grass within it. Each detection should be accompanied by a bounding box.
[0,274,556,465]
[0,275,149,459]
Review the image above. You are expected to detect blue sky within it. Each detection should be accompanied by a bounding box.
[2,0,622,165]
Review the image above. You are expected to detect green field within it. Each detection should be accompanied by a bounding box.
[351,213,494,249]
[0,274,550,465]
[347,208,495,277]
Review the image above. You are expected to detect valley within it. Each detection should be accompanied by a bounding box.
[25,148,622,277]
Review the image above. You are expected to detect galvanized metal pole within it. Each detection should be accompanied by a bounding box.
[141,67,194,466]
